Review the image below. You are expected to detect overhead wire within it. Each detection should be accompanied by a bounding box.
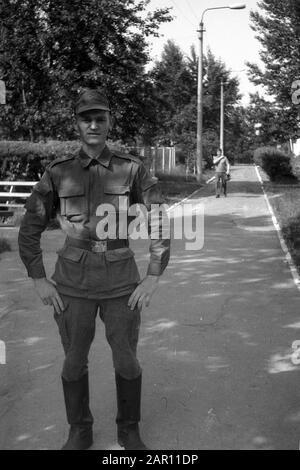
[169,0,197,27]
[184,0,199,20]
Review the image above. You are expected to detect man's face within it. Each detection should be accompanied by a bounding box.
[217,150,221,157]
[75,110,111,147]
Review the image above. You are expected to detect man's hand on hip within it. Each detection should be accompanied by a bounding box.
[33,278,65,314]
[128,275,160,311]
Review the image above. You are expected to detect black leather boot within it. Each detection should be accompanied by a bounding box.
[61,374,94,450]
[115,373,148,450]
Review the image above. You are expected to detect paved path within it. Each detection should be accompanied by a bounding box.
[1,165,300,450]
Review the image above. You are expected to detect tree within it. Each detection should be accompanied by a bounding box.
[246,93,292,147]
[150,42,243,166]
[0,0,171,141]
[150,40,194,145]
[202,49,241,149]
[247,0,300,140]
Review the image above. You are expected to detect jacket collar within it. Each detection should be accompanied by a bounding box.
[78,145,113,168]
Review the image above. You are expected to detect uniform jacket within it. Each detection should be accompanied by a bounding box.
[18,146,170,299]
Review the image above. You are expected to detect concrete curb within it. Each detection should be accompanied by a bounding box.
[254,164,300,291]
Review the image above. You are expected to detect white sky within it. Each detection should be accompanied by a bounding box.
[146,0,264,104]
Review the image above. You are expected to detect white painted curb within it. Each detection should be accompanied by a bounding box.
[254,164,300,291]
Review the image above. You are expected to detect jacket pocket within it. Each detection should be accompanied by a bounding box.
[52,246,87,289]
[105,247,140,289]
[104,185,130,212]
[58,185,86,216]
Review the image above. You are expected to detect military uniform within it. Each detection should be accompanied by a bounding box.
[18,141,170,450]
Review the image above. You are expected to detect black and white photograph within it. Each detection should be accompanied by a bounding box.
[0,0,300,453]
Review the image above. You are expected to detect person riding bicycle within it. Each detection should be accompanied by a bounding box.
[213,149,230,198]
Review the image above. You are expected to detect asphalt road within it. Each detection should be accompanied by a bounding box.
[1,164,300,450]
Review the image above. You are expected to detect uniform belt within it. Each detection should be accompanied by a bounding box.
[66,237,129,253]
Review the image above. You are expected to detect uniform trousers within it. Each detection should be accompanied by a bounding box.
[54,293,142,383]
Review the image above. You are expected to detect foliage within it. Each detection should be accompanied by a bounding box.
[150,42,244,168]
[0,0,171,142]
[246,93,297,147]
[253,146,296,181]
[283,215,300,251]
[236,149,254,164]
[247,0,300,140]
[0,139,152,180]
[266,186,300,273]
[281,215,300,272]
[150,40,195,145]
[0,140,81,180]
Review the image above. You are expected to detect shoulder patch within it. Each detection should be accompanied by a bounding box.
[47,155,75,170]
[112,150,142,165]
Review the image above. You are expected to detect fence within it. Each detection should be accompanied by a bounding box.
[125,146,176,174]
[0,181,36,207]
[0,181,36,225]
[290,138,300,156]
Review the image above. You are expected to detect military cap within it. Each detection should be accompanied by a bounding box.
[75,88,110,115]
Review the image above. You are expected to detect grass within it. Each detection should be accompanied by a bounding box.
[257,157,300,273]
[157,177,203,205]
[0,237,11,254]
[156,168,214,204]
[264,174,300,273]
[155,171,198,183]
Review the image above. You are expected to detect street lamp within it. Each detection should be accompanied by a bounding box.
[196,3,246,181]
[220,79,225,155]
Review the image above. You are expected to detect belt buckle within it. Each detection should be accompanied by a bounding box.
[91,240,107,253]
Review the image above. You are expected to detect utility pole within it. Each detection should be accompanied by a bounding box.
[196,4,246,181]
[196,21,204,182]
[220,80,225,154]
[0,25,6,105]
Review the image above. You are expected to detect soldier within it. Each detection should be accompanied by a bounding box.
[18,88,170,450]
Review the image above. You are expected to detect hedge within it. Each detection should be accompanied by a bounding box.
[0,140,81,181]
[0,140,147,181]
[253,146,297,182]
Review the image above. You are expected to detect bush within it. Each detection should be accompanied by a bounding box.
[0,140,153,181]
[253,146,297,182]
[0,140,81,181]
[0,237,11,254]
[236,149,254,164]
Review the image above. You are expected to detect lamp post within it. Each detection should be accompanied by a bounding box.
[220,79,225,154]
[196,3,246,181]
